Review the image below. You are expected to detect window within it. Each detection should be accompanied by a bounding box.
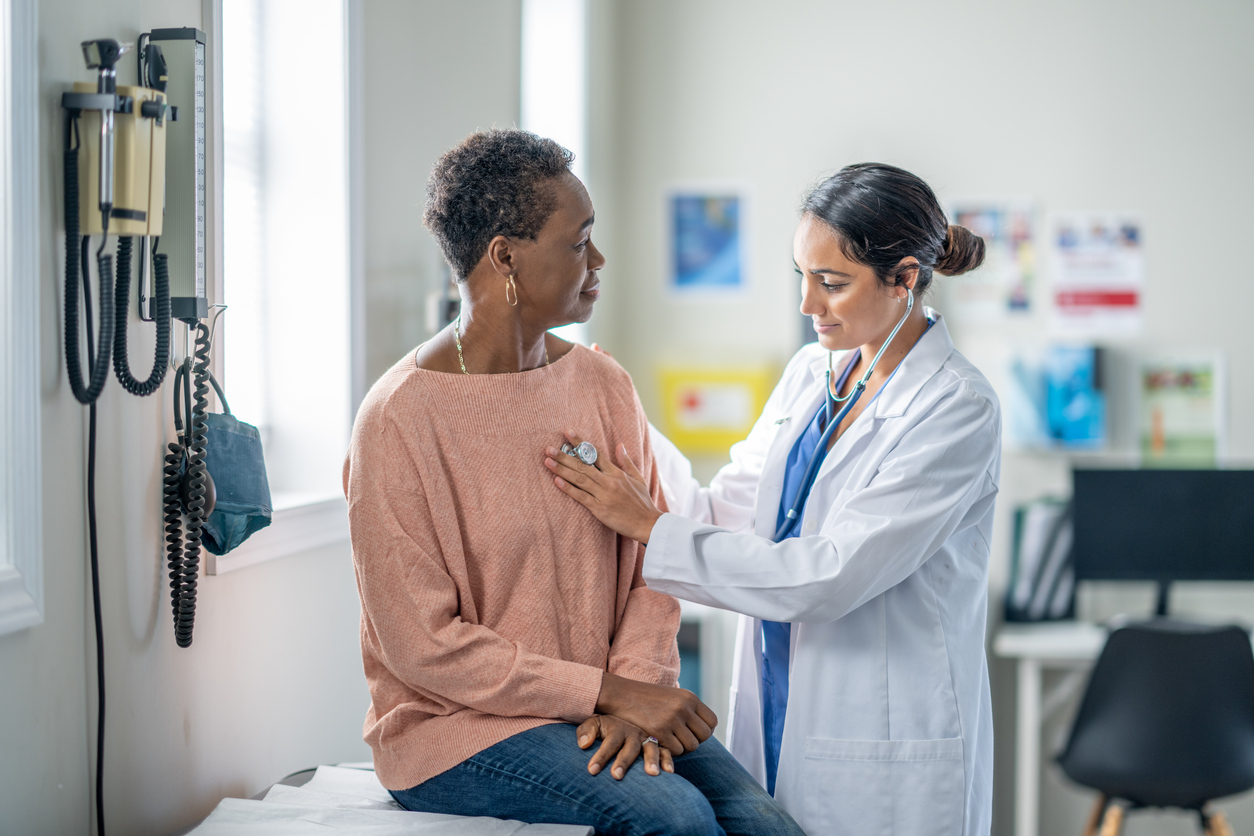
[210,0,353,573]
[0,0,42,635]
[521,0,590,346]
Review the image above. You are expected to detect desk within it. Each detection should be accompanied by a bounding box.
[993,621,1108,836]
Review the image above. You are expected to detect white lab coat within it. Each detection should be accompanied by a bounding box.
[645,313,999,836]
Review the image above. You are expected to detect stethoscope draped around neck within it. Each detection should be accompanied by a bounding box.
[773,288,916,542]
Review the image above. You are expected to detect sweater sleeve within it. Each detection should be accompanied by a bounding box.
[604,387,682,687]
[346,417,603,722]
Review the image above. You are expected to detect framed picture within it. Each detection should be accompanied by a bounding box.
[666,190,747,294]
[658,366,774,454]
[947,201,1036,319]
[1137,352,1225,467]
[1050,212,1145,336]
[1005,345,1106,450]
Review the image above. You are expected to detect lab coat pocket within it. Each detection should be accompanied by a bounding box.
[801,736,965,836]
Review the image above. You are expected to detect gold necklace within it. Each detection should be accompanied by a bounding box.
[453,314,549,375]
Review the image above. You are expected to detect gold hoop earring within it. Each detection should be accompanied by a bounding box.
[505,275,518,307]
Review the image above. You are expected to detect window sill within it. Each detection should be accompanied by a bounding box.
[0,566,44,635]
[205,494,349,575]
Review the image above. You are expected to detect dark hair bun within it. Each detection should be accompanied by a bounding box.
[935,225,985,276]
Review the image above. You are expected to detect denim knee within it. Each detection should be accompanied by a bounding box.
[626,790,723,836]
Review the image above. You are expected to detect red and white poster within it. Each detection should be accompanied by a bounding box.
[1050,213,1143,335]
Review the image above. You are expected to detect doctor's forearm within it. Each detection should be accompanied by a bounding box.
[643,515,867,623]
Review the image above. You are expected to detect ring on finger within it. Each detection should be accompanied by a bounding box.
[645,736,659,745]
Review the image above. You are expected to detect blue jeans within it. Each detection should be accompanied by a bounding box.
[389,722,804,836]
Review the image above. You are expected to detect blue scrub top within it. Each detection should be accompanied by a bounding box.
[762,352,857,796]
[761,320,933,796]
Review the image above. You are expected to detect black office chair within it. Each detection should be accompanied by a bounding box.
[1056,619,1254,836]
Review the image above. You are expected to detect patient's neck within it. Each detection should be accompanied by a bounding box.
[455,296,550,375]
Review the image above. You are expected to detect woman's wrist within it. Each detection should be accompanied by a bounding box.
[595,671,616,715]
[596,671,629,716]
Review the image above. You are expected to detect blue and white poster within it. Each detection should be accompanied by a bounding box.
[1006,345,1106,449]
[670,194,743,291]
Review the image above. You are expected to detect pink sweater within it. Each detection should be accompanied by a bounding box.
[343,344,681,790]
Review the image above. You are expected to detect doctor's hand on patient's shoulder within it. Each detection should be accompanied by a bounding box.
[595,672,718,757]
[577,714,674,779]
[545,431,663,545]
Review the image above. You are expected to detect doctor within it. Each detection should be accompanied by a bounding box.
[544,163,1001,836]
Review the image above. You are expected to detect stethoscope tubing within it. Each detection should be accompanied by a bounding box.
[774,290,916,542]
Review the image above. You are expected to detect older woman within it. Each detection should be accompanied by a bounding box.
[344,130,802,836]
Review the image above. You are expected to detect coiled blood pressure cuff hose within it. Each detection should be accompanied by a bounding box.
[163,323,212,648]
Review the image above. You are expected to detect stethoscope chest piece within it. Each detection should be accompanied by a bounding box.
[561,440,598,466]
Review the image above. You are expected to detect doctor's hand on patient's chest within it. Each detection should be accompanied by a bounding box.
[544,430,663,545]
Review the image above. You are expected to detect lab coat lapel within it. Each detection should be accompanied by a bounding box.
[806,310,953,487]
[872,310,953,419]
[752,353,839,539]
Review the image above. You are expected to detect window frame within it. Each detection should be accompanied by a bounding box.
[0,0,43,635]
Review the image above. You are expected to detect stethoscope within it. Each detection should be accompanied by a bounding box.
[773,288,916,542]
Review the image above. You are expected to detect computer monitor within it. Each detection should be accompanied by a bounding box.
[1071,469,1254,614]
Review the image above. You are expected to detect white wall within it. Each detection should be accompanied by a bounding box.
[600,1,1254,834]
[0,2,370,834]
[360,0,521,384]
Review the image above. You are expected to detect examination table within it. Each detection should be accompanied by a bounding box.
[175,763,592,835]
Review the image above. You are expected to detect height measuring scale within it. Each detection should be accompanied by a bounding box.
[148,28,208,322]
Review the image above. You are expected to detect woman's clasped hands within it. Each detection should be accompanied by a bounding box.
[581,672,719,780]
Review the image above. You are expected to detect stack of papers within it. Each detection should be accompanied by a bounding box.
[187,765,592,835]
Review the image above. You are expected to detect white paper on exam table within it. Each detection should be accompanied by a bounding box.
[290,764,399,806]
[188,799,592,835]
[186,765,593,835]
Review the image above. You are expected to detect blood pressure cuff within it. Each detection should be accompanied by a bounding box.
[201,411,273,556]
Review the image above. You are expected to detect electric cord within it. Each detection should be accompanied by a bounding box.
[65,111,109,836]
[112,236,170,395]
[78,229,107,836]
[87,401,106,836]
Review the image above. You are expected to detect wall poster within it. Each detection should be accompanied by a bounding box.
[1051,212,1144,335]
[658,366,773,455]
[668,192,744,292]
[1139,353,1225,467]
[949,203,1035,318]
[1005,345,1106,450]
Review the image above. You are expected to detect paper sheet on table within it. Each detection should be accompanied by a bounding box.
[263,782,400,811]
[187,764,592,835]
[187,798,592,834]
[298,764,399,806]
